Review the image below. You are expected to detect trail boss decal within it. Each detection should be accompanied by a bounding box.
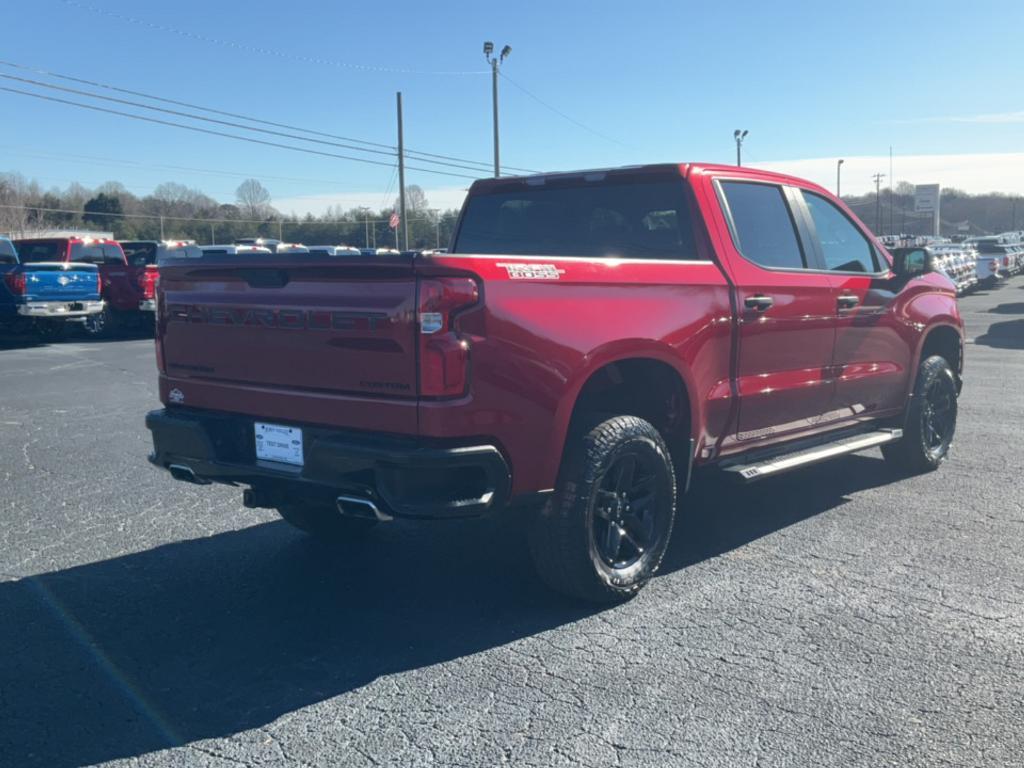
[496,263,565,280]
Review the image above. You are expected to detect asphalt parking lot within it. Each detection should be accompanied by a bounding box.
[1,278,1022,768]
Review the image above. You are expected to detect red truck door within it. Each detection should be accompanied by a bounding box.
[72,242,138,312]
[712,179,838,443]
[793,189,911,418]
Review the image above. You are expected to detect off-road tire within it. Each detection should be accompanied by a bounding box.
[84,305,115,337]
[882,355,958,473]
[529,415,677,603]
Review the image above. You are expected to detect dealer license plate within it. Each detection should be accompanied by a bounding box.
[254,422,304,466]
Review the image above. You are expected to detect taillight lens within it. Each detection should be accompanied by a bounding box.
[417,277,479,397]
[4,272,26,295]
[95,271,102,295]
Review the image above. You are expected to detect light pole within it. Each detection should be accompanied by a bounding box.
[484,41,511,177]
[872,173,886,235]
[734,129,748,166]
[836,159,844,197]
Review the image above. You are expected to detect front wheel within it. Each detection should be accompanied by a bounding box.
[882,355,958,473]
[529,415,677,603]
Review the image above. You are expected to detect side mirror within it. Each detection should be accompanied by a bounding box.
[893,249,931,277]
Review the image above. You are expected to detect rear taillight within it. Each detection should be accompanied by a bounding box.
[417,277,479,397]
[140,266,158,298]
[3,272,26,295]
[990,259,1000,272]
[95,272,102,295]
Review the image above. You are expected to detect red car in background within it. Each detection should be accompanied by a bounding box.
[14,237,145,334]
[120,241,200,315]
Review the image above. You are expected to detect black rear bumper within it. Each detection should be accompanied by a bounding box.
[145,408,511,519]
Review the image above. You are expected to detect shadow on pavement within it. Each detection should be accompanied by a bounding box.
[988,302,1024,315]
[973,318,1024,350]
[0,454,899,767]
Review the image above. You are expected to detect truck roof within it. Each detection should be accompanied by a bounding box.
[472,162,830,195]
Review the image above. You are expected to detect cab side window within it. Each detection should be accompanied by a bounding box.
[801,191,879,273]
[720,181,806,270]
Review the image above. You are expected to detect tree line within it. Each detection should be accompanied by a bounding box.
[0,173,462,249]
[842,182,1024,237]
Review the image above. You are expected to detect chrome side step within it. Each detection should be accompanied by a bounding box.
[723,429,903,482]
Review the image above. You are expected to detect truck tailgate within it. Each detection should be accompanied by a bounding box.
[158,253,418,400]
[20,262,99,301]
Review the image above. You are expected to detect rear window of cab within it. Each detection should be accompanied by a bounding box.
[454,176,701,260]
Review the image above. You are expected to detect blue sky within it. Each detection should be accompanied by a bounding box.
[2,0,1023,213]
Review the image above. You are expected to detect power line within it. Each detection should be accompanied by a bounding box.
[0,72,499,176]
[0,85,479,180]
[0,60,539,174]
[1,147,356,191]
[498,71,630,148]
[0,202,439,226]
[60,0,490,77]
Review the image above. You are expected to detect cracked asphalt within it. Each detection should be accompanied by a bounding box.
[1,277,1022,768]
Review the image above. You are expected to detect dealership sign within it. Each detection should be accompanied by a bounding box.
[914,184,941,213]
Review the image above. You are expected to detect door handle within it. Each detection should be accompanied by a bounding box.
[837,293,860,310]
[744,294,774,311]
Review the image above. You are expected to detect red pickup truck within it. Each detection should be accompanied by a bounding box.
[14,237,144,334]
[146,163,963,601]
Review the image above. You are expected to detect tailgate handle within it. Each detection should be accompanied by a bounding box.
[240,269,289,288]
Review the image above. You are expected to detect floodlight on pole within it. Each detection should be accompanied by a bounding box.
[734,129,749,166]
[483,40,512,177]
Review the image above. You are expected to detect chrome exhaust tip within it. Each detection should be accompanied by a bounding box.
[336,495,392,522]
[168,463,210,485]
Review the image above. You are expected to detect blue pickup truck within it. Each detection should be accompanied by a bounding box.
[0,236,104,340]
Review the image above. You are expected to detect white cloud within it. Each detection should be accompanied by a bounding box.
[749,153,1024,196]
[275,186,470,217]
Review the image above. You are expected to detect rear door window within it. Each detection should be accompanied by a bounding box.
[453,176,700,260]
[14,241,65,263]
[101,245,127,265]
[70,243,106,264]
[0,240,17,264]
[720,181,806,270]
[801,191,880,273]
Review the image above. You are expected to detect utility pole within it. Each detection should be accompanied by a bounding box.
[836,159,844,197]
[358,207,370,248]
[872,173,886,234]
[484,41,512,177]
[210,223,215,245]
[396,91,408,252]
[159,215,165,240]
[734,129,749,166]
[433,209,441,249]
[889,146,895,236]
[1013,197,1018,230]
[278,219,283,242]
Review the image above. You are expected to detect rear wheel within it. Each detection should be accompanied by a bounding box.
[882,355,958,473]
[84,305,114,337]
[33,320,66,342]
[276,502,377,541]
[529,415,677,603]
